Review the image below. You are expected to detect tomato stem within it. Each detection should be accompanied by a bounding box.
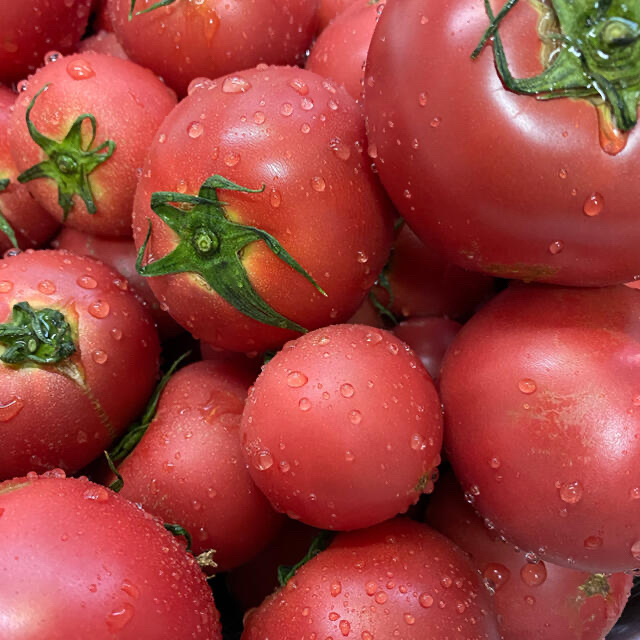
[129,0,178,20]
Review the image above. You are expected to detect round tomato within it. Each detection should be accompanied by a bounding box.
[107,0,319,95]
[242,518,499,639]
[240,323,443,530]
[133,66,393,352]
[316,0,358,32]
[77,31,128,60]
[365,0,640,286]
[0,249,160,480]
[0,472,221,639]
[8,52,176,237]
[441,284,640,573]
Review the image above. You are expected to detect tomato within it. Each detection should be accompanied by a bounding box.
[0,0,93,84]
[0,86,58,251]
[307,0,384,101]
[8,52,176,237]
[52,227,181,338]
[107,0,319,95]
[426,472,632,640]
[77,31,128,60]
[242,518,499,639]
[200,340,262,376]
[393,316,461,381]
[132,66,393,352]
[440,284,640,573]
[115,360,282,570]
[240,323,442,530]
[365,0,640,286]
[316,0,358,32]
[0,472,221,639]
[0,249,160,480]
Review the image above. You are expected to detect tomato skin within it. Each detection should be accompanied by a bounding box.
[132,66,393,352]
[316,0,358,32]
[240,324,443,530]
[0,250,160,480]
[8,52,176,237]
[0,473,221,640]
[365,0,640,286]
[242,518,499,639]
[77,31,128,60]
[0,0,93,84]
[440,284,640,573]
[426,473,632,640]
[107,0,319,96]
[117,360,282,570]
[0,86,59,251]
[53,227,181,338]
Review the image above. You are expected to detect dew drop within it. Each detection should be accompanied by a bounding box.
[558,168,568,179]
[518,378,537,394]
[301,97,314,111]
[121,580,141,600]
[289,78,309,95]
[269,187,282,208]
[44,50,62,64]
[223,152,240,167]
[66,59,95,80]
[253,111,266,124]
[106,603,135,632]
[349,410,362,425]
[404,613,416,625]
[0,281,13,293]
[0,396,24,422]
[92,350,108,365]
[298,397,312,412]
[584,536,603,549]
[77,275,97,289]
[287,371,308,388]
[340,383,355,398]
[520,561,547,586]
[583,192,604,217]
[430,117,442,128]
[630,487,640,500]
[221,76,251,93]
[187,121,204,138]
[631,540,640,561]
[548,240,564,255]
[88,300,110,319]
[83,486,109,502]
[280,102,294,117]
[111,328,123,341]
[559,481,583,504]
[339,620,350,636]
[489,457,501,469]
[253,451,274,471]
[418,92,428,106]
[311,176,326,192]
[330,137,351,160]
[37,280,56,294]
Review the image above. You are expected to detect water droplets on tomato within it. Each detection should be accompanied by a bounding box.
[77,275,97,289]
[253,450,274,471]
[37,280,56,294]
[520,561,547,586]
[0,396,24,422]
[518,378,537,394]
[548,240,564,255]
[88,300,110,319]
[287,371,308,388]
[298,397,312,412]
[559,480,583,504]
[106,603,135,632]
[311,176,326,192]
[221,76,252,93]
[187,121,204,138]
[340,383,355,398]
[483,563,511,591]
[583,192,604,216]
[66,59,95,80]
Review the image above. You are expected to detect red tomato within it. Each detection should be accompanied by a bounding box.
[132,66,393,352]
[365,0,640,286]
[8,52,176,237]
[107,0,319,95]
[0,0,93,84]
[200,340,262,376]
[426,473,632,640]
[116,360,282,570]
[240,324,443,530]
[53,227,181,338]
[0,249,160,480]
[0,472,221,639]
[242,518,499,639]
[316,0,358,32]
[0,86,58,251]
[77,31,128,60]
[307,0,385,100]
[441,284,640,572]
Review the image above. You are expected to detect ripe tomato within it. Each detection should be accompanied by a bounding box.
[242,518,499,639]
[77,31,128,60]
[0,86,58,251]
[107,0,319,95]
[0,472,221,639]
[427,473,632,640]
[115,360,283,570]
[8,52,176,237]
[365,0,640,285]
[441,284,640,573]
[0,0,93,84]
[133,66,393,352]
[316,0,358,32]
[240,324,443,530]
[0,249,160,480]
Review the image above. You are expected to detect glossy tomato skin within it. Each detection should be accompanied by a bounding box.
[117,360,282,569]
[426,473,632,640]
[0,86,58,251]
[0,250,160,480]
[365,0,640,285]
[77,31,128,60]
[307,0,384,101]
[107,0,319,96]
[0,473,221,640]
[240,324,443,530]
[53,227,181,338]
[316,0,358,32]
[242,518,499,639]
[133,66,393,352]
[441,284,640,573]
[0,0,93,84]
[8,53,176,237]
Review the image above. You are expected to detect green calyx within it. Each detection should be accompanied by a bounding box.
[473,0,640,132]
[129,0,177,20]
[0,302,76,365]
[0,179,18,249]
[136,174,327,334]
[17,84,116,218]
[277,531,334,586]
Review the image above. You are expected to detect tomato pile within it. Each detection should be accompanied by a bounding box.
[1,0,640,638]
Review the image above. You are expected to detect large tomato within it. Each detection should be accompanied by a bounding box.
[133,66,393,352]
[440,284,640,573]
[365,0,640,286]
[0,472,221,639]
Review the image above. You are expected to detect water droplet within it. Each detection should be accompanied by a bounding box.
[298,397,312,412]
[483,563,511,591]
[430,117,442,128]
[583,192,604,217]
[106,603,135,632]
[630,487,640,500]
[367,143,378,158]
[121,580,141,600]
[329,138,351,160]
[289,78,309,95]
[88,300,110,319]
[558,168,568,179]
[311,176,326,192]
[92,350,108,365]
[375,591,387,604]
[520,561,547,586]
[223,152,240,167]
[418,92,428,106]
[330,581,342,596]
[44,50,62,64]
[518,378,537,394]
[254,450,274,471]
[280,102,294,117]
[187,121,204,138]
[631,540,640,561]
[66,59,95,80]
[548,240,564,255]
[559,480,583,504]
[489,457,501,469]
[222,76,252,93]
[37,280,56,294]
[287,371,308,388]
[584,536,603,549]
[269,187,282,208]
[349,410,362,425]
[524,595,536,606]
[301,122,311,134]
[111,328,123,341]
[404,613,416,625]
[410,433,426,451]
[301,97,314,111]
[0,396,24,422]
[419,592,434,608]
[77,275,97,289]
[339,620,350,636]
[0,281,13,293]
[83,486,109,502]
[340,383,355,398]
[344,450,355,462]
[253,111,266,124]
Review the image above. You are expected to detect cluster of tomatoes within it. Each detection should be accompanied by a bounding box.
[1,0,640,638]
